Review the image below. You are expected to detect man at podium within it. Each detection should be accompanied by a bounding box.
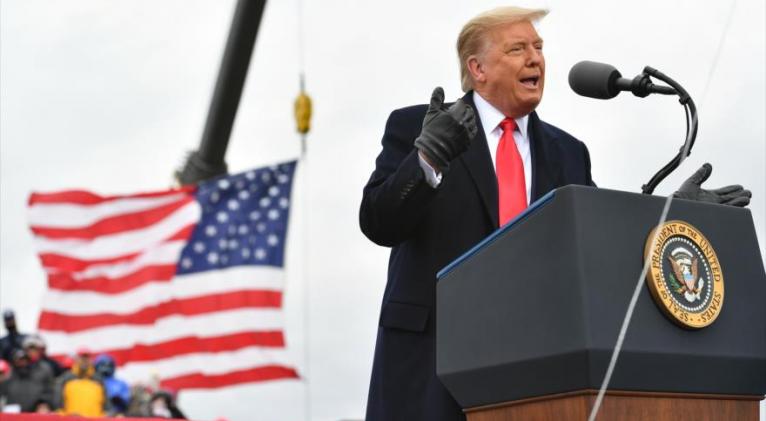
[360,6,594,421]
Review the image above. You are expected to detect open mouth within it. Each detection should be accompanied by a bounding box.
[520,76,540,88]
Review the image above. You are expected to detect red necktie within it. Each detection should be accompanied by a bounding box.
[496,118,527,226]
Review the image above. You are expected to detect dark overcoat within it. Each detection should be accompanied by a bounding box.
[360,91,595,421]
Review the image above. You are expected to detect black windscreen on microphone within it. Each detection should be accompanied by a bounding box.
[568,61,623,99]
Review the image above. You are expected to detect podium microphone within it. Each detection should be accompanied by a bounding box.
[567,60,698,195]
[568,60,677,99]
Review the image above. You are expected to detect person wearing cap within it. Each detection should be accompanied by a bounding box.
[94,354,131,415]
[55,348,109,417]
[0,310,28,363]
[0,349,54,412]
[149,389,187,419]
[23,334,64,378]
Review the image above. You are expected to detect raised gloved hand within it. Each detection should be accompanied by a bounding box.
[674,163,751,207]
[414,87,478,172]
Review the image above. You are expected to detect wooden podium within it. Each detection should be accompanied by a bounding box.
[464,390,761,420]
[436,186,766,420]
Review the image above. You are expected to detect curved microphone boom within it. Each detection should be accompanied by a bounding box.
[568,61,698,195]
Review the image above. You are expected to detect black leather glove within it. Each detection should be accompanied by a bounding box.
[674,163,751,207]
[414,87,478,172]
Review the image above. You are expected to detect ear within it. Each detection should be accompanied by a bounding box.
[466,55,485,86]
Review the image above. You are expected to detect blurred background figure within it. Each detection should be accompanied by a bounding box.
[0,359,10,382]
[22,334,64,378]
[33,399,54,413]
[94,353,131,415]
[126,383,154,417]
[0,310,27,362]
[0,348,54,412]
[0,358,12,411]
[149,389,187,419]
[56,348,108,416]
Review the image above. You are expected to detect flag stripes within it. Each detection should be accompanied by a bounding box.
[56,331,287,367]
[29,163,299,389]
[42,309,285,353]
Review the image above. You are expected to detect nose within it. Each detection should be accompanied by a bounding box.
[526,46,543,66]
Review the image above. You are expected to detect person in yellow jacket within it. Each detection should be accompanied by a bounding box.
[55,348,109,417]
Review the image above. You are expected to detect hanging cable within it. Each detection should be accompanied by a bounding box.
[588,2,738,419]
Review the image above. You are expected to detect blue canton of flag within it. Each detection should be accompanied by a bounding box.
[178,161,297,274]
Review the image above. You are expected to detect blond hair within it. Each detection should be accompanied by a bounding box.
[457,6,548,92]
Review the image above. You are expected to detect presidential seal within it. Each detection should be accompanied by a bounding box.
[644,220,724,329]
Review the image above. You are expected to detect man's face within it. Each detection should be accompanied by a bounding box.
[26,346,42,362]
[471,20,545,118]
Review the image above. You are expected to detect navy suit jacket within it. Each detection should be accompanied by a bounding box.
[360,91,595,421]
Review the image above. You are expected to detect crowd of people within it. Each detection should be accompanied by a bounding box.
[0,309,186,418]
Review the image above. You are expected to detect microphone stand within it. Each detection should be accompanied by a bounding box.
[639,66,698,195]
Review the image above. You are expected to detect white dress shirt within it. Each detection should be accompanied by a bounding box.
[418,91,532,205]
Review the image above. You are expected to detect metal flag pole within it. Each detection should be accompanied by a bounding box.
[294,74,312,421]
[293,0,312,415]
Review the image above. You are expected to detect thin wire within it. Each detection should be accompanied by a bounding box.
[300,137,311,421]
[587,108,697,421]
[294,0,311,419]
[296,0,306,76]
[587,1,734,416]
[699,0,738,106]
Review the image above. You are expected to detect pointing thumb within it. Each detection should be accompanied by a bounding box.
[429,87,445,110]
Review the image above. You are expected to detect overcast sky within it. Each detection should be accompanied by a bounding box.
[1,1,764,420]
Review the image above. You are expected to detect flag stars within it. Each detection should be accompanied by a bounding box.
[255,248,267,260]
[175,164,295,275]
[181,257,193,269]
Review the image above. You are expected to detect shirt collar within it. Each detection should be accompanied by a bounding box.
[472,91,529,138]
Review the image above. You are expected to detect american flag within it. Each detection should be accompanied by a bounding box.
[27,161,300,389]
